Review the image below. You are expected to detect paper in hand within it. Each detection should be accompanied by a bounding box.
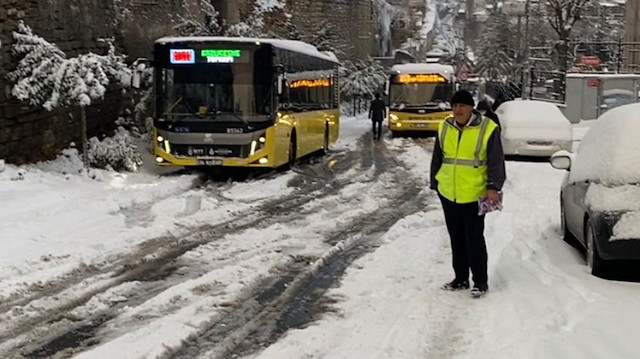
[478,196,503,215]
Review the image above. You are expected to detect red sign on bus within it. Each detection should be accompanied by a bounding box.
[170,49,195,64]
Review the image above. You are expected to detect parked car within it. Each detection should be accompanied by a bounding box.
[550,103,640,276]
[495,100,572,157]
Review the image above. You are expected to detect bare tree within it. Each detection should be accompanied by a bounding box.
[545,0,590,70]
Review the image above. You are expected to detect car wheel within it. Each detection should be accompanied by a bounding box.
[586,220,605,276]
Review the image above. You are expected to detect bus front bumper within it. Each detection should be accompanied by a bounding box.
[154,147,273,168]
[388,112,450,132]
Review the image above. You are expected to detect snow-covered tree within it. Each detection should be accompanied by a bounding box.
[273,15,302,41]
[7,20,131,168]
[340,58,387,114]
[475,13,514,81]
[174,0,223,36]
[226,9,270,37]
[308,22,344,57]
[545,0,590,70]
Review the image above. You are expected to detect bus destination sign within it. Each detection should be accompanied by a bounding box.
[397,73,446,84]
[170,49,195,64]
[170,48,247,64]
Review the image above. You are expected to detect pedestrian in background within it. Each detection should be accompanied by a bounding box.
[429,89,506,298]
[477,99,500,128]
[369,92,386,141]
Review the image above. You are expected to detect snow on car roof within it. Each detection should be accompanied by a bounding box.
[495,100,569,127]
[496,100,572,142]
[155,36,339,63]
[570,103,640,185]
[391,63,454,77]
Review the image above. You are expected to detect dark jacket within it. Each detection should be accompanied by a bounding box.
[483,110,500,128]
[429,113,506,192]
[369,98,386,122]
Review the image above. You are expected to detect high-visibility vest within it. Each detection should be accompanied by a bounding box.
[435,115,498,204]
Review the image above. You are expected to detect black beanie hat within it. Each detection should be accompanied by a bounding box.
[451,90,475,107]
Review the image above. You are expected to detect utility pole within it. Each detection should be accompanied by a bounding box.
[522,0,530,98]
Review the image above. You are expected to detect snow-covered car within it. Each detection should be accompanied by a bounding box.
[495,100,572,157]
[550,103,640,276]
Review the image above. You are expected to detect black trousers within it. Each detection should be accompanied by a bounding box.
[438,193,488,286]
[372,120,382,139]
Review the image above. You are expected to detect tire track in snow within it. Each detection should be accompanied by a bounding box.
[163,140,435,359]
[0,140,392,358]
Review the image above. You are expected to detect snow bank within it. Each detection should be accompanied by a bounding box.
[570,103,640,185]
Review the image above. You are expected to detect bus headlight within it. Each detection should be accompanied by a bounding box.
[250,136,266,156]
[390,114,399,121]
[156,135,164,142]
[258,157,268,164]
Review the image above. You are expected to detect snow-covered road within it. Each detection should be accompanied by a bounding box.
[1,115,639,359]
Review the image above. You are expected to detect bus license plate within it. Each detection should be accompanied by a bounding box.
[198,158,223,166]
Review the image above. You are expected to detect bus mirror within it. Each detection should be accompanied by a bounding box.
[132,58,149,89]
[384,80,390,96]
[277,74,285,95]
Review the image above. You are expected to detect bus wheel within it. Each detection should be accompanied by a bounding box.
[322,125,329,155]
[288,132,297,168]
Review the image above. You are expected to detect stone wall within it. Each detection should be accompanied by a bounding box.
[0,0,198,164]
[285,0,379,59]
[0,0,123,164]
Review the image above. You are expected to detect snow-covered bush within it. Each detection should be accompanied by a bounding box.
[88,127,142,172]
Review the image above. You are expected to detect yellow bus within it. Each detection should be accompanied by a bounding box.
[138,37,340,169]
[385,63,456,134]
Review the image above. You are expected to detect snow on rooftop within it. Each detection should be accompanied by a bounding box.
[570,103,640,185]
[391,63,454,77]
[155,37,338,63]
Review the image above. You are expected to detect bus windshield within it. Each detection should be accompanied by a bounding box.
[159,64,273,121]
[389,82,454,109]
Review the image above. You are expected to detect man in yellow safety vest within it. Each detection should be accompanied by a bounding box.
[429,89,506,298]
